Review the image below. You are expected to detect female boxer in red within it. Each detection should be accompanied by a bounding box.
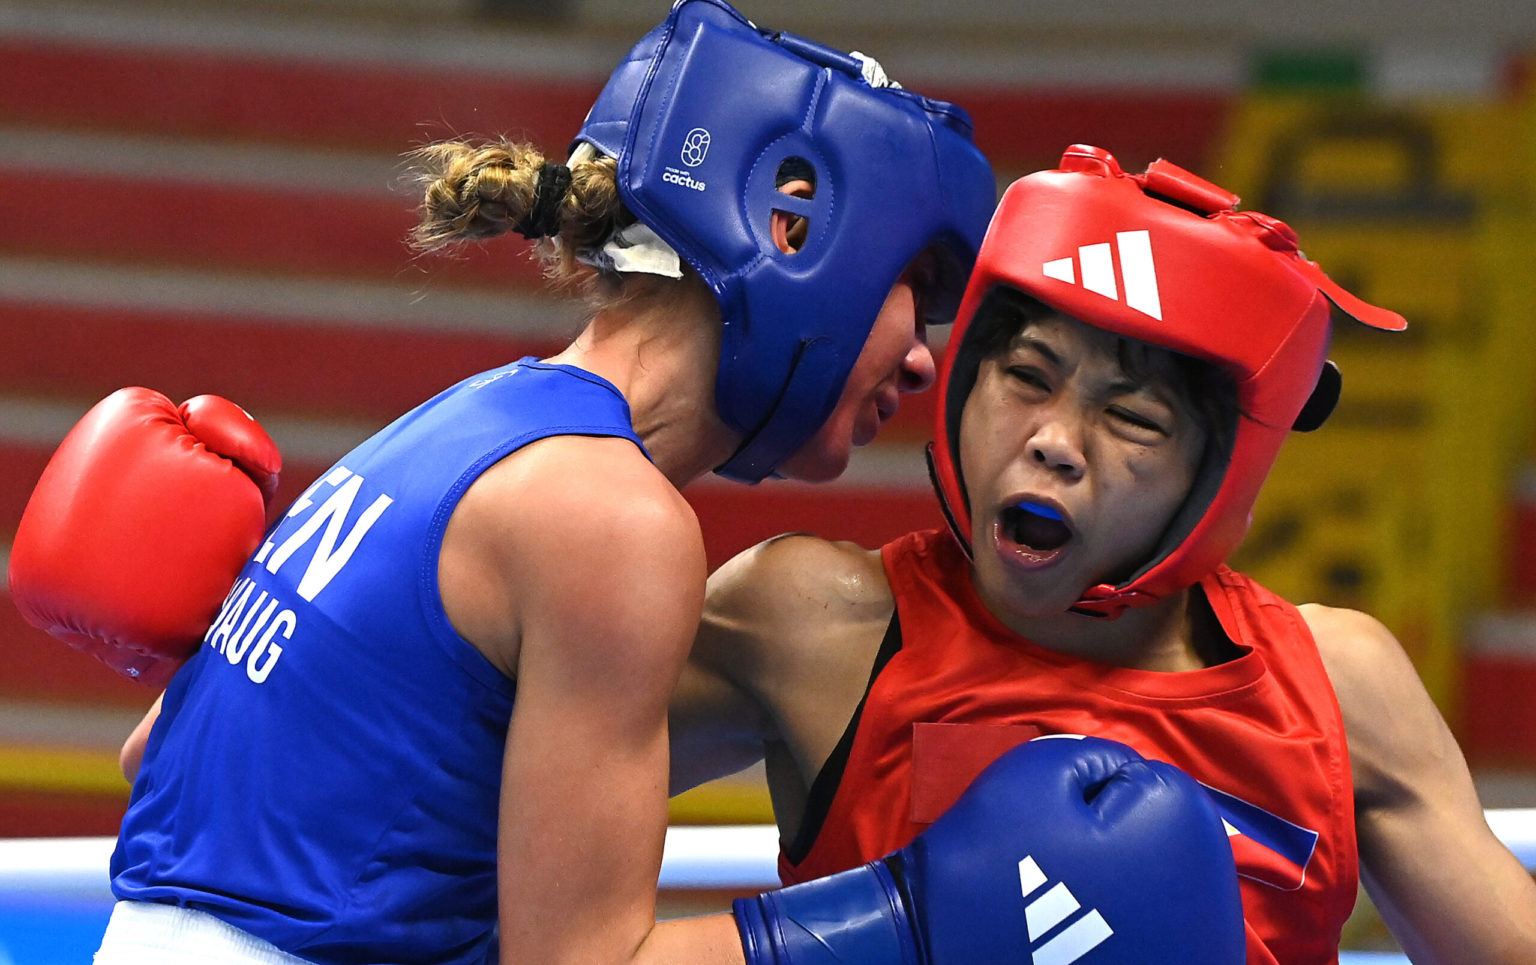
[672,145,1536,964]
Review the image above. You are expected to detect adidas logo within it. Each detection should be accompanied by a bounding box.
[1018,855,1114,965]
[1041,229,1163,320]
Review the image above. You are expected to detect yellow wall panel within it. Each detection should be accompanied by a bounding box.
[1213,92,1535,711]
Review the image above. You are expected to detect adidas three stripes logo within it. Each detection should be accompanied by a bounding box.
[1041,229,1163,321]
[1018,855,1114,965]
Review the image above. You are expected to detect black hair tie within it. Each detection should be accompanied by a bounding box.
[513,163,573,240]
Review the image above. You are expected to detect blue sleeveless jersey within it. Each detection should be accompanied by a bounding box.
[111,359,647,965]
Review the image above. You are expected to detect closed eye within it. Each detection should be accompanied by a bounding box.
[1109,406,1169,436]
[1007,366,1051,392]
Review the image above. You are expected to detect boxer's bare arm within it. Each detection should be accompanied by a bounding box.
[120,693,163,781]
[1307,604,1536,964]
[447,436,749,965]
[670,534,894,823]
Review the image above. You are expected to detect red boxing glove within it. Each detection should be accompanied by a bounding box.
[9,387,282,688]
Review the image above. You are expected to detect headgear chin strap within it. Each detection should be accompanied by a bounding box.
[574,0,997,482]
[929,144,1407,618]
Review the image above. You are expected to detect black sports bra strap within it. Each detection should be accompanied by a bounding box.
[785,608,904,863]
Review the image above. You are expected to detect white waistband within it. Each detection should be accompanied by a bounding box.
[95,901,313,965]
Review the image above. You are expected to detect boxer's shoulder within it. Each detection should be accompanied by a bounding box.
[1303,601,1439,808]
[709,533,893,631]
[1302,602,1407,724]
[701,534,892,700]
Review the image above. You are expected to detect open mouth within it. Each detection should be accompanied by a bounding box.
[1000,500,1073,552]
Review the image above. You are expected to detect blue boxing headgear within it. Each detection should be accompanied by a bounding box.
[575,0,996,482]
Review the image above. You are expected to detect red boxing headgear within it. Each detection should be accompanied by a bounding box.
[929,145,1406,618]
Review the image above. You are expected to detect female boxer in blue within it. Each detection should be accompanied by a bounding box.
[31,4,1243,964]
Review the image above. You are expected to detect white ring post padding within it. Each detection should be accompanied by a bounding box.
[1,811,1534,898]
[1,809,1531,926]
[1485,807,1536,869]
[2,816,1533,965]
[0,826,788,901]
[0,835,118,897]
[654,824,783,890]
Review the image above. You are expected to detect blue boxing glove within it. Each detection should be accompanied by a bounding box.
[734,735,1245,964]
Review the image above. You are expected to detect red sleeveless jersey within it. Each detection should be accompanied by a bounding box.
[779,528,1358,965]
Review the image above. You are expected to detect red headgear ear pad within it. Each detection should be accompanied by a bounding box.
[929,145,1407,618]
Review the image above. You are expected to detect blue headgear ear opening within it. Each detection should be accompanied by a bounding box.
[574,0,996,482]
